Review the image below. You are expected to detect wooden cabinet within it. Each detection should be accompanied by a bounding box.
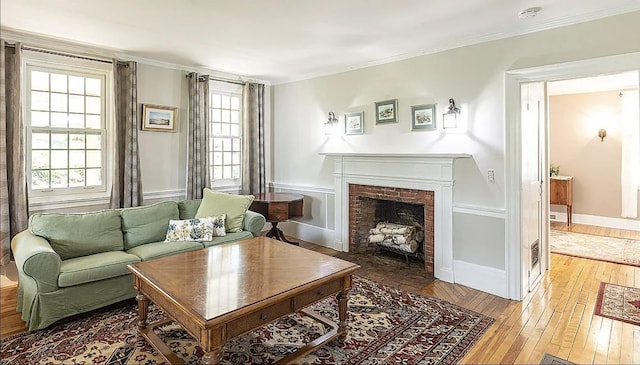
[550,176,573,225]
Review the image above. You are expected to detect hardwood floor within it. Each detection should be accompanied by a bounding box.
[2,224,639,364]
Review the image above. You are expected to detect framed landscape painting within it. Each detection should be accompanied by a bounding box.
[345,112,364,135]
[375,99,398,124]
[142,104,178,132]
[411,104,436,131]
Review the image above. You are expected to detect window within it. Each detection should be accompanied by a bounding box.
[24,54,112,203]
[208,82,243,188]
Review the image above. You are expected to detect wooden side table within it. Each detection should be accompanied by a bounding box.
[250,192,304,245]
[550,175,573,226]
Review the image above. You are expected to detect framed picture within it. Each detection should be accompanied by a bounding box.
[374,99,398,124]
[411,104,436,131]
[142,104,178,132]
[345,112,364,135]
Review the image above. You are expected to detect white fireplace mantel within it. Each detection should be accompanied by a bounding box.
[320,152,471,283]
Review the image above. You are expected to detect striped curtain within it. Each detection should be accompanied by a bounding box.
[186,73,210,199]
[0,40,29,265]
[242,83,266,195]
[110,60,143,208]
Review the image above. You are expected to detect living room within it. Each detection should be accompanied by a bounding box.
[2,1,640,364]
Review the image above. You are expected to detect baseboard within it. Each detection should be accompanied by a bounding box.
[550,211,640,231]
[277,221,342,251]
[453,259,508,298]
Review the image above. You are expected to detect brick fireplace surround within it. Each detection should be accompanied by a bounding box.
[322,152,470,283]
[349,184,435,276]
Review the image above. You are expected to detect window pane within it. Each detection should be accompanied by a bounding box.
[69,169,85,187]
[223,166,231,179]
[68,113,84,128]
[51,133,68,149]
[212,139,223,151]
[232,139,240,151]
[223,152,232,164]
[231,110,239,124]
[31,111,49,127]
[69,95,84,113]
[231,96,239,110]
[86,134,101,149]
[210,94,221,108]
[69,150,85,168]
[51,150,68,169]
[221,124,231,136]
[85,78,101,96]
[86,168,102,186]
[86,115,100,129]
[86,96,100,114]
[211,109,221,122]
[232,166,240,179]
[68,76,84,94]
[222,138,231,151]
[213,166,223,179]
[31,150,49,169]
[86,150,101,168]
[51,112,68,128]
[32,170,49,189]
[69,134,85,149]
[221,110,230,123]
[32,132,49,149]
[31,91,49,111]
[31,71,49,91]
[51,169,68,188]
[213,152,222,165]
[211,122,222,136]
[221,95,230,109]
[50,73,67,93]
[230,124,239,137]
[51,93,68,112]
[232,152,240,164]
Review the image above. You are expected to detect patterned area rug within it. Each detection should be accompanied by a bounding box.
[594,282,640,326]
[0,276,494,364]
[550,230,640,267]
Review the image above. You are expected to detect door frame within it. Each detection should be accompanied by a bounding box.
[505,52,640,300]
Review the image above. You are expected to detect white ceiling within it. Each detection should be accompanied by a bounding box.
[548,71,639,96]
[2,0,640,84]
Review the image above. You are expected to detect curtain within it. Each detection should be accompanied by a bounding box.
[0,40,29,266]
[186,73,210,199]
[242,82,266,195]
[110,60,143,208]
[620,89,639,218]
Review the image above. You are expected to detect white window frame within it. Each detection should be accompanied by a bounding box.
[23,52,114,208]
[208,81,243,189]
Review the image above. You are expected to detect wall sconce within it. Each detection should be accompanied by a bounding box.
[442,98,460,129]
[598,128,607,142]
[325,112,339,135]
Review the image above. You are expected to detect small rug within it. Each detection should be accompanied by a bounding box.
[594,282,640,326]
[550,230,640,267]
[0,276,494,364]
[540,353,575,364]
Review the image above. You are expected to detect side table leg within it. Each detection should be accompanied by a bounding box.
[202,347,222,365]
[136,292,149,330]
[337,276,352,341]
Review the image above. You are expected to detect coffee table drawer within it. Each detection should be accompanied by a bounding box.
[226,299,291,338]
[294,279,342,310]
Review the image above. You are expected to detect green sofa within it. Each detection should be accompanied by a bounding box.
[11,199,266,330]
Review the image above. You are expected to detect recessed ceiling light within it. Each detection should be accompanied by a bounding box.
[518,6,542,20]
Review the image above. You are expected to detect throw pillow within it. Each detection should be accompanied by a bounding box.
[164,215,226,242]
[195,188,254,233]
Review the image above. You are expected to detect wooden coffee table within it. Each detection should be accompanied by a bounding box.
[127,237,359,365]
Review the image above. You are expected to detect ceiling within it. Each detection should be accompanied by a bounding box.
[2,0,640,84]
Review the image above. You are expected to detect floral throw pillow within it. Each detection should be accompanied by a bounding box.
[164,215,226,242]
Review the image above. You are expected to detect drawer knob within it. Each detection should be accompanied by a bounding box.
[316,289,323,296]
[260,313,267,321]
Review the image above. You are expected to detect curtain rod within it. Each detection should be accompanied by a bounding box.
[3,42,128,66]
[186,72,247,86]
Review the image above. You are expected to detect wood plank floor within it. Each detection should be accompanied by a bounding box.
[2,223,639,364]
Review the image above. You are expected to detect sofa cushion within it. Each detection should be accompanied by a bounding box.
[58,251,141,287]
[201,231,254,248]
[164,215,226,242]
[195,188,254,233]
[178,199,201,220]
[126,240,203,261]
[29,210,124,260]
[121,201,179,249]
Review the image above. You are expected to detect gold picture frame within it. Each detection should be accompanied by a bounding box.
[142,104,177,132]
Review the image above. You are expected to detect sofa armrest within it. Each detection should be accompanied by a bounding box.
[11,230,61,293]
[244,210,266,237]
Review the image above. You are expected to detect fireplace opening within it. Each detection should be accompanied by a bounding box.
[348,184,434,277]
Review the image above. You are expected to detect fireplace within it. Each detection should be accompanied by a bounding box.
[322,152,470,283]
[349,184,435,276]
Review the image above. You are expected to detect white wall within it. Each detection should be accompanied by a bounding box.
[270,12,640,275]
